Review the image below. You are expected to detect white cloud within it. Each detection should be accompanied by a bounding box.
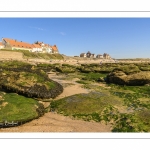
[28,26,46,31]
[60,32,66,36]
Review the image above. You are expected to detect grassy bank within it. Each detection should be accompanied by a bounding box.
[0,49,64,60]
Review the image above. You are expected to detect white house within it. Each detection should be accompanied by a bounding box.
[34,42,54,53]
[45,44,53,53]
[32,44,42,52]
[80,53,86,57]
[96,54,103,59]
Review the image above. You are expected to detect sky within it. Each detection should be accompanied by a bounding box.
[0,18,150,59]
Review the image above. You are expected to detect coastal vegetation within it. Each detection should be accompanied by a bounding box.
[0,92,45,123]
[0,49,64,60]
[49,62,150,132]
[1,60,150,131]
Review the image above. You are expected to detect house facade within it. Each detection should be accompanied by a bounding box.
[35,41,57,53]
[103,53,111,59]
[51,45,59,53]
[80,53,86,57]
[96,54,103,59]
[86,51,91,58]
[80,52,96,58]
[90,54,96,58]
[45,44,53,53]
[79,51,111,59]
[32,44,42,52]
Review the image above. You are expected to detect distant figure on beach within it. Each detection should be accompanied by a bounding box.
[100,61,102,65]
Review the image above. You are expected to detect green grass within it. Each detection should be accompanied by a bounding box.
[1,60,150,131]
[0,60,31,68]
[22,72,45,83]
[50,91,124,120]
[80,72,107,81]
[0,49,64,60]
[0,71,56,91]
[0,92,43,122]
[50,78,150,132]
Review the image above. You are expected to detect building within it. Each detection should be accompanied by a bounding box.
[2,38,59,54]
[0,41,4,49]
[80,53,86,57]
[51,45,59,53]
[2,38,33,51]
[35,41,57,53]
[45,44,53,53]
[32,44,42,52]
[103,53,111,59]
[86,51,92,58]
[90,54,96,58]
[96,54,103,59]
[35,41,46,53]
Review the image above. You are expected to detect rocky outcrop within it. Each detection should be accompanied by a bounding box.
[106,70,150,86]
[0,71,63,99]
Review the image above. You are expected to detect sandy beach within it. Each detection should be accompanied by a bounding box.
[0,72,112,132]
[1,56,148,132]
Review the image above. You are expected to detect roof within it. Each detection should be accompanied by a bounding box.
[52,45,58,51]
[103,53,109,56]
[87,51,91,54]
[80,53,86,56]
[0,42,3,46]
[35,41,43,45]
[32,44,41,48]
[3,38,33,49]
[35,42,52,48]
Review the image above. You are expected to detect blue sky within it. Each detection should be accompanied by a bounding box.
[0,18,150,59]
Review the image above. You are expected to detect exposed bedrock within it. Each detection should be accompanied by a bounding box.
[106,70,150,86]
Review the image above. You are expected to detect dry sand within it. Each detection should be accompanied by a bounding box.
[0,112,111,132]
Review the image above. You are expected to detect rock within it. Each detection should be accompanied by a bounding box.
[106,70,150,86]
[97,77,105,82]
[0,71,63,99]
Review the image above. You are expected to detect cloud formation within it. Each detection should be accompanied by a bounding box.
[60,32,66,36]
[29,26,46,31]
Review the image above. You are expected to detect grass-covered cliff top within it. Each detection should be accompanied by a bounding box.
[0,49,64,60]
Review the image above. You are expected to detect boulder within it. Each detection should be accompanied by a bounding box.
[106,70,150,86]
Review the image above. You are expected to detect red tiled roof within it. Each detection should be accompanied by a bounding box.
[52,45,58,51]
[32,44,41,48]
[3,38,33,49]
[0,42,3,46]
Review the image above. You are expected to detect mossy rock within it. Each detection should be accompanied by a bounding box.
[0,92,45,124]
[106,70,150,86]
[56,66,76,73]
[0,71,63,99]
